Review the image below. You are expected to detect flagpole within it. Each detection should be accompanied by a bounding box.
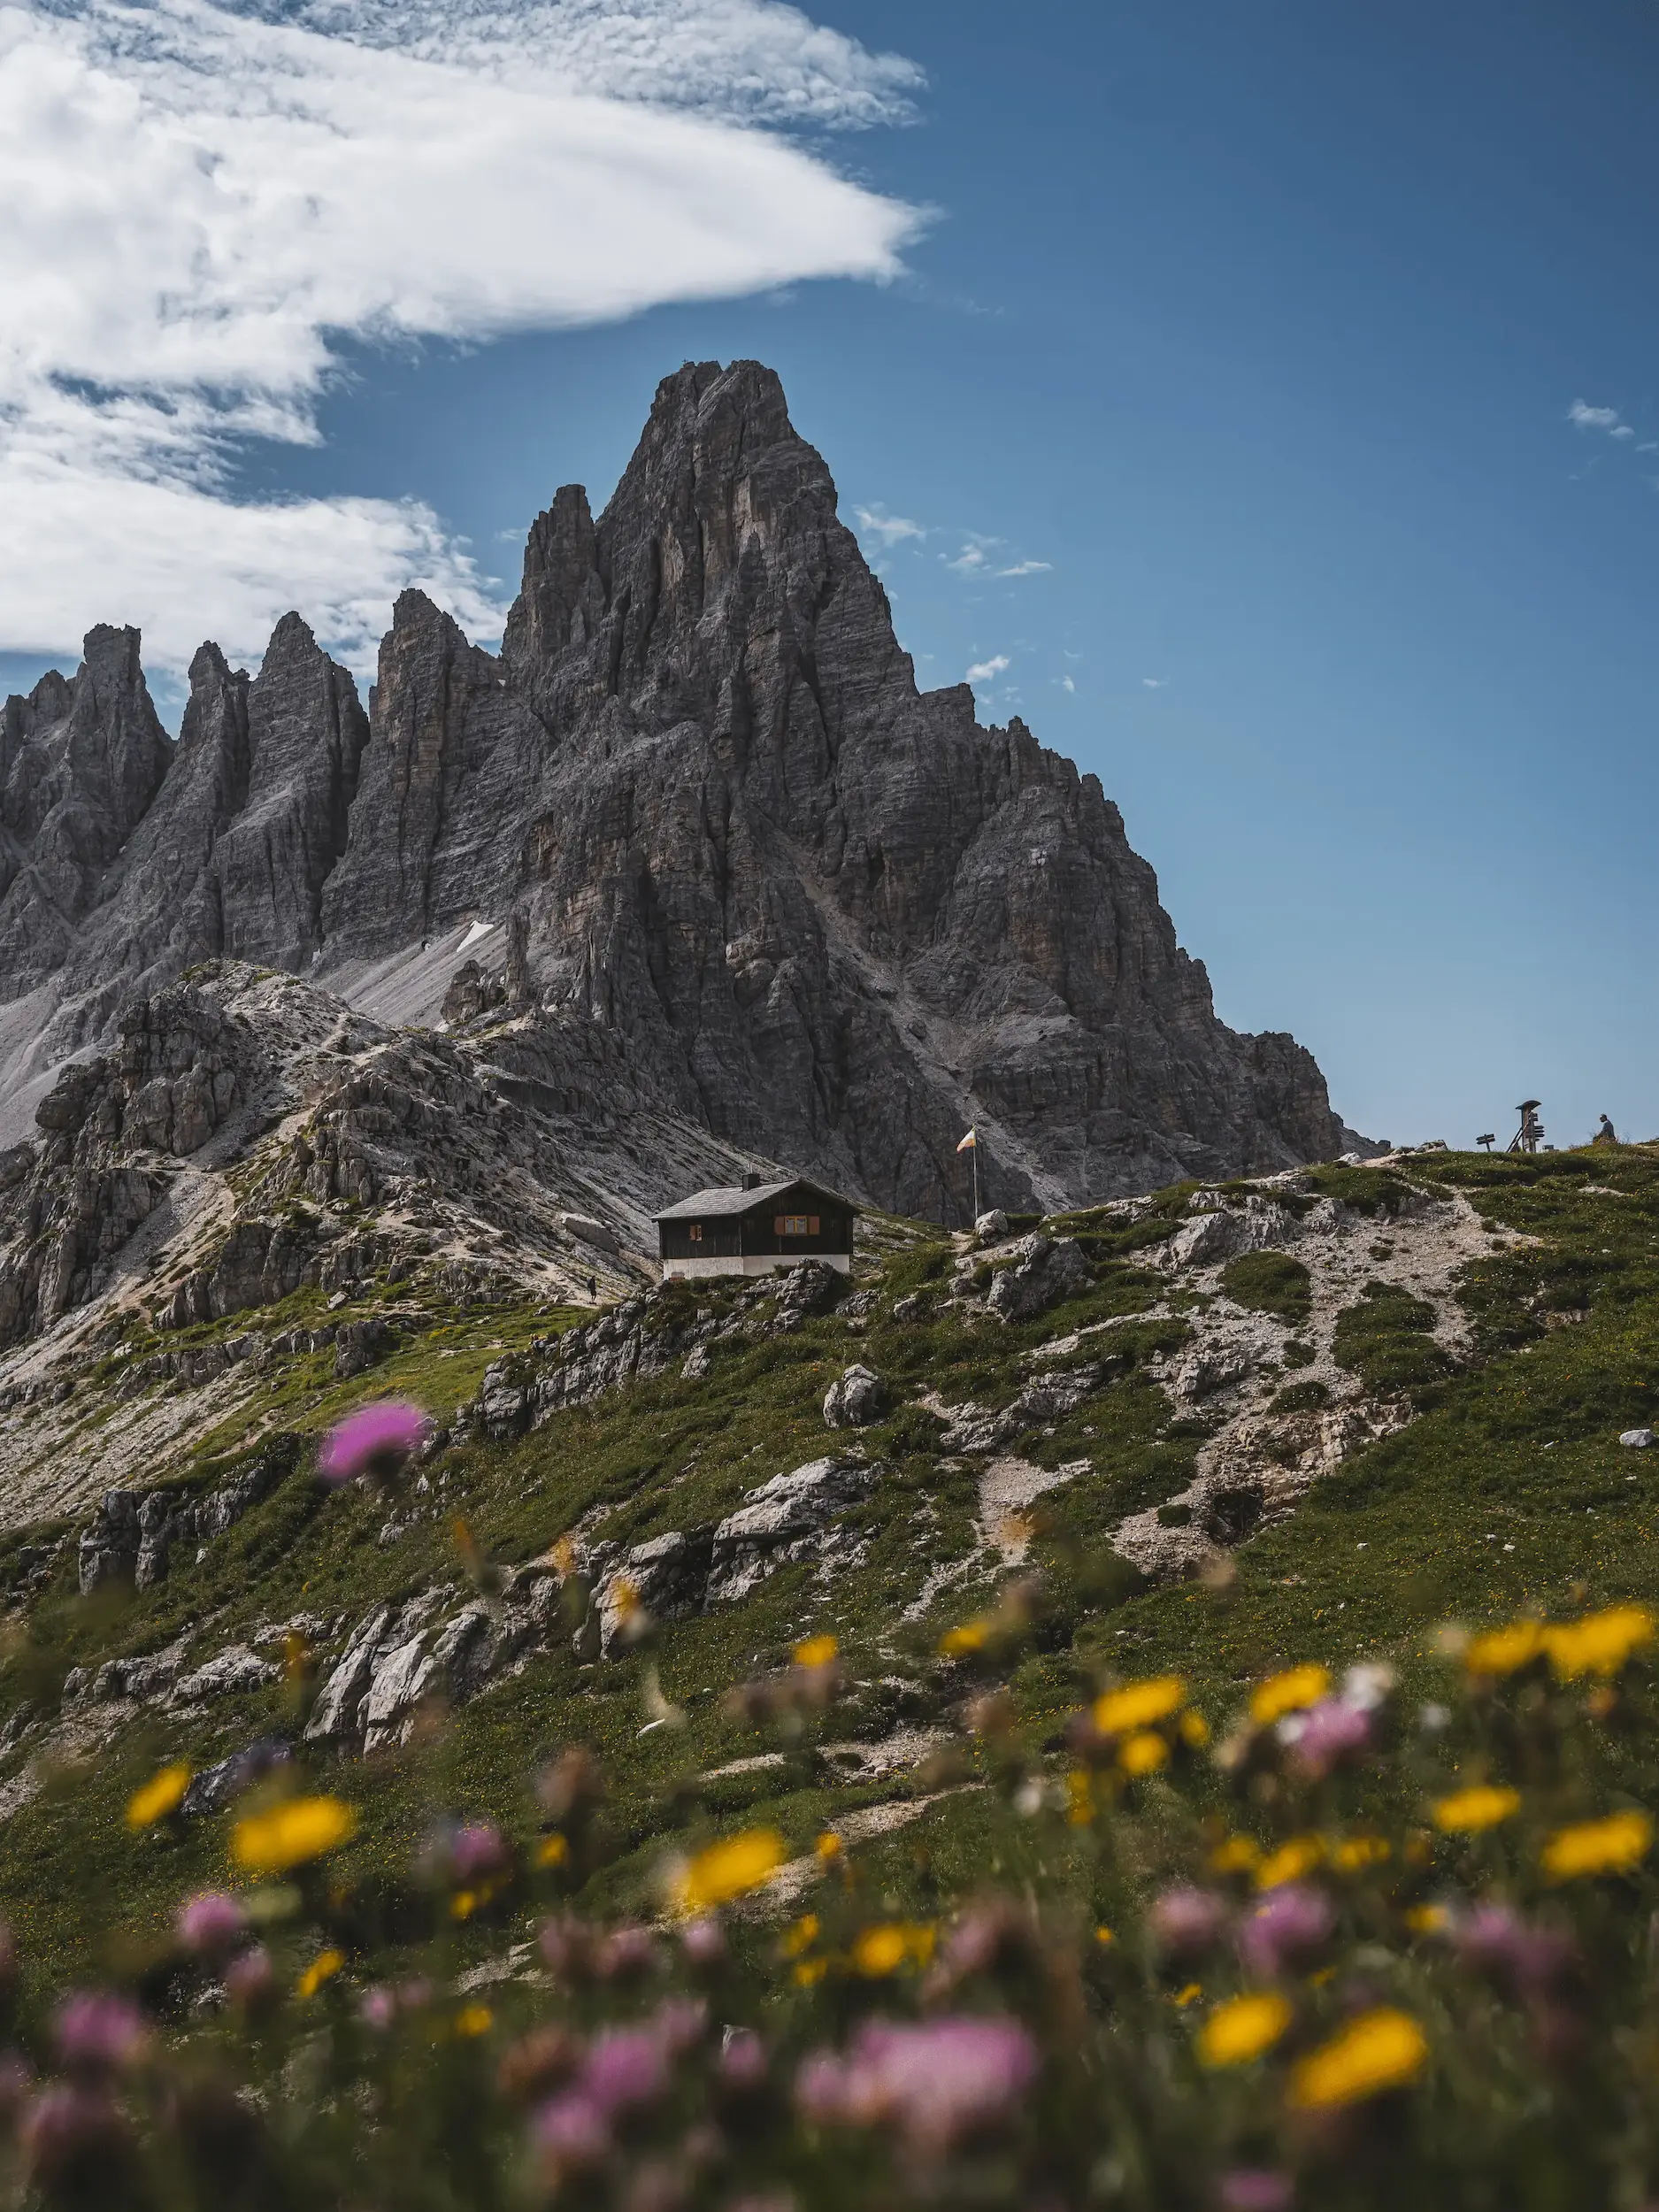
[972,1138,979,1226]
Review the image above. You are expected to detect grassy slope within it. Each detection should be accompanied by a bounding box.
[3,1148,1658,1987]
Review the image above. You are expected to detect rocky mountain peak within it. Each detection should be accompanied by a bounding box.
[0,360,1369,1237]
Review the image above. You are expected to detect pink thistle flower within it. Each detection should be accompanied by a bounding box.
[20,2085,130,2186]
[1219,2171,1294,2211]
[680,1916,726,1967]
[1236,1884,1334,1979]
[597,1924,660,1978]
[534,2089,611,2169]
[53,1992,148,2075]
[1455,1905,1577,1994]
[718,2027,767,2089]
[176,1892,248,1958]
[317,1400,429,1487]
[224,1946,276,2012]
[358,1986,398,2032]
[581,2027,670,2115]
[1149,1886,1229,1955]
[795,2016,1037,2154]
[1281,1696,1371,1779]
[650,1997,708,2055]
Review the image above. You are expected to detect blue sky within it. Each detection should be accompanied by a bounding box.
[4,0,1657,1153]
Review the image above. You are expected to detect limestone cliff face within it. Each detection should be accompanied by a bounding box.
[0,361,1362,1218]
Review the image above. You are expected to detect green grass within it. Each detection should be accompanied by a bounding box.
[8,1146,1659,1989]
[1219,1248,1312,1324]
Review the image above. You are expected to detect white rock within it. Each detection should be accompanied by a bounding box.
[1620,1427,1655,1449]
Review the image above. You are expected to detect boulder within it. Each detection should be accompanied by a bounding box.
[823,1363,885,1428]
[986,1235,1091,1324]
[706,1456,877,1606]
[1620,1428,1655,1449]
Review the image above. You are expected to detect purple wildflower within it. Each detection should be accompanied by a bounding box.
[358,1986,398,2032]
[176,1891,248,1958]
[680,1916,726,1966]
[317,1400,429,1487]
[224,1946,276,2012]
[795,2016,1037,2154]
[581,2027,669,2115]
[718,2027,767,2089]
[534,2089,611,2168]
[1282,1697,1371,1779]
[598,1924,660,1978]
[1237,1884,1334,1979]
[53,1992,148,2075]
[1219,2171,1294,2211]
[20,2085,130,2187]
[1149,1886,1229,1955]
[650,1997,708,2055]
[1455,1905,1577,1994]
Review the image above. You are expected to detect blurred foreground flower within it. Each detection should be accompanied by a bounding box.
[1094,1675,1187,1735]
[1545,1604,1655,1679]
[672,1829,787,1916]
[232,1795,357,1875]
[318,1400,429,1486]
[1197,1992,1291,2068]
[176,1892,248,1957]
[1288,2008,1427,2108]
[1541,1809,1652,1881]
[1250,1665,1331,1726]
[1432,1784,1520,1834]
[54,1992,148,2075]
[126,1762,190,1830]
[1238,1885,1333,1978]
[796,2016,1037,2154]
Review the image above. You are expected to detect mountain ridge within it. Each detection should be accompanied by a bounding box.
[0,360,1370,1233]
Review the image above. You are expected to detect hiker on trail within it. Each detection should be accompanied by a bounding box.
[1594,1114,1617,1146]
[587,1273,597,1301]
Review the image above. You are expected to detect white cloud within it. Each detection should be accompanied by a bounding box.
[1141,676,1165,689]
[0,0,922,672]
[1060,674,1074,693]
[854,503,925,545]
[996,558,1050,576]
[965,653,1009,682]
[946,545,987,574]
[1568,399,1627,434]
[1611,424,1636,440]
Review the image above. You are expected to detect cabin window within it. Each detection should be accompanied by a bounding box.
[687,1225,703,1242]
[777,1214,817,1237]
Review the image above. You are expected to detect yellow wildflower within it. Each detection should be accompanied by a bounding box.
[549,1535,577,1578]
[453,2004,493,2039]
[1198,1991,1292,2069]
[1541,1809,1653,1881]
[1464,1622,1543,1678]
[1405,1904,1448,1934]
[1118,1731,1171,1777]
[1094,1675,1187,1735]
[535,1833,570,1868]
[1210,1835,1261,1875]
[939,1618,991,1657]
[1250,1664,1331,1726]
[1289,2008,1428,2108]
[673,1828,787,1915]
[793,1633,839,1669]
[610,1575,642,1624]
[126,1763,191,1831]
[232,1796,357,1874]
[1094,1925,1115,1946]
[450,1889,480,1922]
[296,1947,345,1999]
[814,1832,843,1863]
[852,1922,935,1977]
[1172,1982,1203,2008]
[1331,1833,1391,1871]
[1432,1785,1521,1835]
[781,1914,820,1958]
[792,1955,829,1987]
[1544,1604,1656,1680]
[1066,1769,1094,1824]
[1179,1709,1211,1748]
[1256,1835,1324,1889]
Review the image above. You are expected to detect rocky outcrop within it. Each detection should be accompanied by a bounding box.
[823,1363,885,1428]
[77,1441,291,1594]
[1,360,1365,1227]
[986,1234,1093,1323]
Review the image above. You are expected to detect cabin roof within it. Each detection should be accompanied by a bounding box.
[653,1177,854,1223]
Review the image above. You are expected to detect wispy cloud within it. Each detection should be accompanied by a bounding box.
[0,0,923,672]
[1141,677,1166,689]
[996,558,1051,577]
[854,504,925,546]
[945,542,991,574]
[966,653,1010,682]
[1060,674,1074,693]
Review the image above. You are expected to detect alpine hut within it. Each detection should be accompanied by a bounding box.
[655,1173,857,1283]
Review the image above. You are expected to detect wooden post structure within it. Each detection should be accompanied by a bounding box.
[1507,1101,1544,1155]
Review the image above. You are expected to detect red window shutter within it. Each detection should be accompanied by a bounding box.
[809,1216,819,1234]
[774,1216,786,1234]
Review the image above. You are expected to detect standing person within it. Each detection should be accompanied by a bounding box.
[587,1273,597,1301]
